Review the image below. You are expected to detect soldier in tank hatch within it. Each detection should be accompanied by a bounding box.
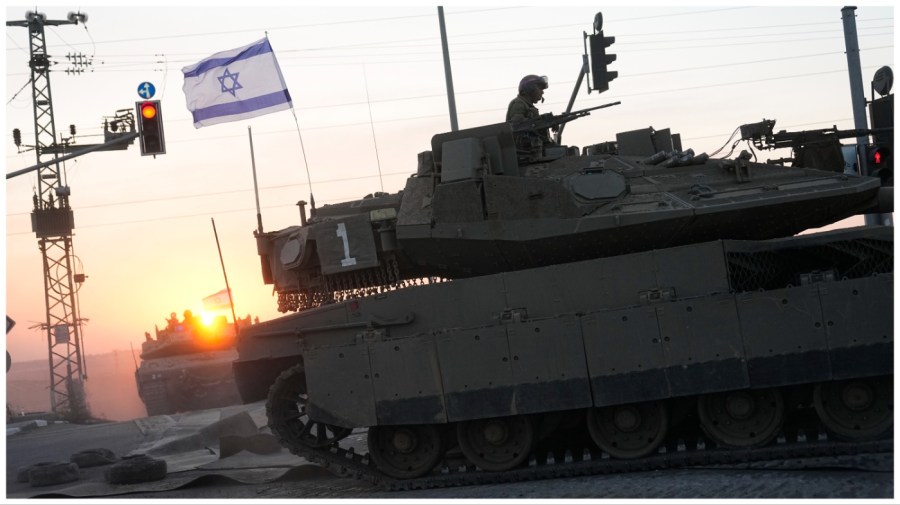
[507,74,556,150]
[506,74,548,122]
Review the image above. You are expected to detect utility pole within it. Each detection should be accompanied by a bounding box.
[841,6,891,227]
[437,7,458,131]
[7,10,91,419]
[841,7,870,168]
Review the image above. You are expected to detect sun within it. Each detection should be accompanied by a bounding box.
[199,311,215,326]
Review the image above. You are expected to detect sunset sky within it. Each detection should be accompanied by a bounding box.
[4,3,894,370]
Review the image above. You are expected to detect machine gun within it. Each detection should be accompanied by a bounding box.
[740,119,888,151]
[739,119,893,172]
[512,101,621,137]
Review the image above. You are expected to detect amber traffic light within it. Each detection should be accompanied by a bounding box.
[136,100,166,156]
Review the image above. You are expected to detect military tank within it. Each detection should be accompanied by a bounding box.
[136,311,252,416]
[232,15,893,489]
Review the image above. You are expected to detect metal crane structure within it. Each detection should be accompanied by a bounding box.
[7,11,91,417]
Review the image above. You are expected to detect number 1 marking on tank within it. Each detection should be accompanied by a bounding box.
[336,223,357,267]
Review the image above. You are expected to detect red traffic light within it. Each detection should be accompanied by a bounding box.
[140,102,158,120]
[867,144,890,167]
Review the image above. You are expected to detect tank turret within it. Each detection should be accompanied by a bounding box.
[256,116,890,312]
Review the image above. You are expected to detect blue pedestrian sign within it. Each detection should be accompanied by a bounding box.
[137,82,156,100]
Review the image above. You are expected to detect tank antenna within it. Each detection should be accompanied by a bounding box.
[362,64,385,192]
[272,25,316,216]
[211,218,240,335]
[247,126,264,233]
[288,107,315,215]
[129,341,139,372]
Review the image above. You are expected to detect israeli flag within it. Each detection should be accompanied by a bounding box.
[182,38,292,128]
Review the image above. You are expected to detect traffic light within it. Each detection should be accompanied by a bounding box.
[136,100,166,156]
[589,31,617,93]
[864,143,892,184]
[867,94,892,185]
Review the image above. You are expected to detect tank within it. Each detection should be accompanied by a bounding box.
[135,311,252,416]
[232,16,893,487]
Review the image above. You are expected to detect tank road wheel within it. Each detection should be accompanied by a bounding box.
[698,388,785,448]
[367,424,445,479]
[813,376,893,441]
[266,364,352,449]
[456,416,536,472]
[586,400,668,459]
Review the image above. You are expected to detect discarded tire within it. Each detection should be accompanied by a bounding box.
[70,448,118,468]
[16,464,35,483]
[27,462,80,487]
[105,455,167,484]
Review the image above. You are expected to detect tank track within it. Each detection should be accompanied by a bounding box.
[272,420,892,491]
[139,380,173,416]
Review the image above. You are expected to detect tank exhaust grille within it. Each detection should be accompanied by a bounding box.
[726,238,892,292]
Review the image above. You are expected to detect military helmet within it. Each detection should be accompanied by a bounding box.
[519,74,549,94]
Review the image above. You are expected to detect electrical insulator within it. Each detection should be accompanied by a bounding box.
[12,128,21,147]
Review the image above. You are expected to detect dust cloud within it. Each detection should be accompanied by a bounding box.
[7,349,147,421]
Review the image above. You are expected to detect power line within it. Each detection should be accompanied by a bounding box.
[7,7,889,56]
[5,177,414,235]
[8,23,893,62]
[6,170,414,218]
[5,7,521,50]
[7,48,889,153]
[6,29,891,80]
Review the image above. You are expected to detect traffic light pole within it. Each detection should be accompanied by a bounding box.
[6,131,138,180]
[841,6,892,227]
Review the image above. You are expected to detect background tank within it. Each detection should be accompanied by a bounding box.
[255,117,889,313]
[135,311,252,416]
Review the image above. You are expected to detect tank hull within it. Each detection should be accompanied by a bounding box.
[136,349,243,416]
[238,225,892,427]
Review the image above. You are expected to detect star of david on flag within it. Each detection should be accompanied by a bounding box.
[182,37,292,128]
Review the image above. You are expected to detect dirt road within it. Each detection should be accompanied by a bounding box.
[7,403,892,500]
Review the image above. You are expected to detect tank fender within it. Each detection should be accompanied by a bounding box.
[297,313,415,348]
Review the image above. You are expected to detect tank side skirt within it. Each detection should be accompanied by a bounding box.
[296,237,891,427]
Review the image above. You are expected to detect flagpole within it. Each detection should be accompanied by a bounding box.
[289,108,316,217]
[211,217,240,335]
[248,126,263,234]
[267,29,317,218]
